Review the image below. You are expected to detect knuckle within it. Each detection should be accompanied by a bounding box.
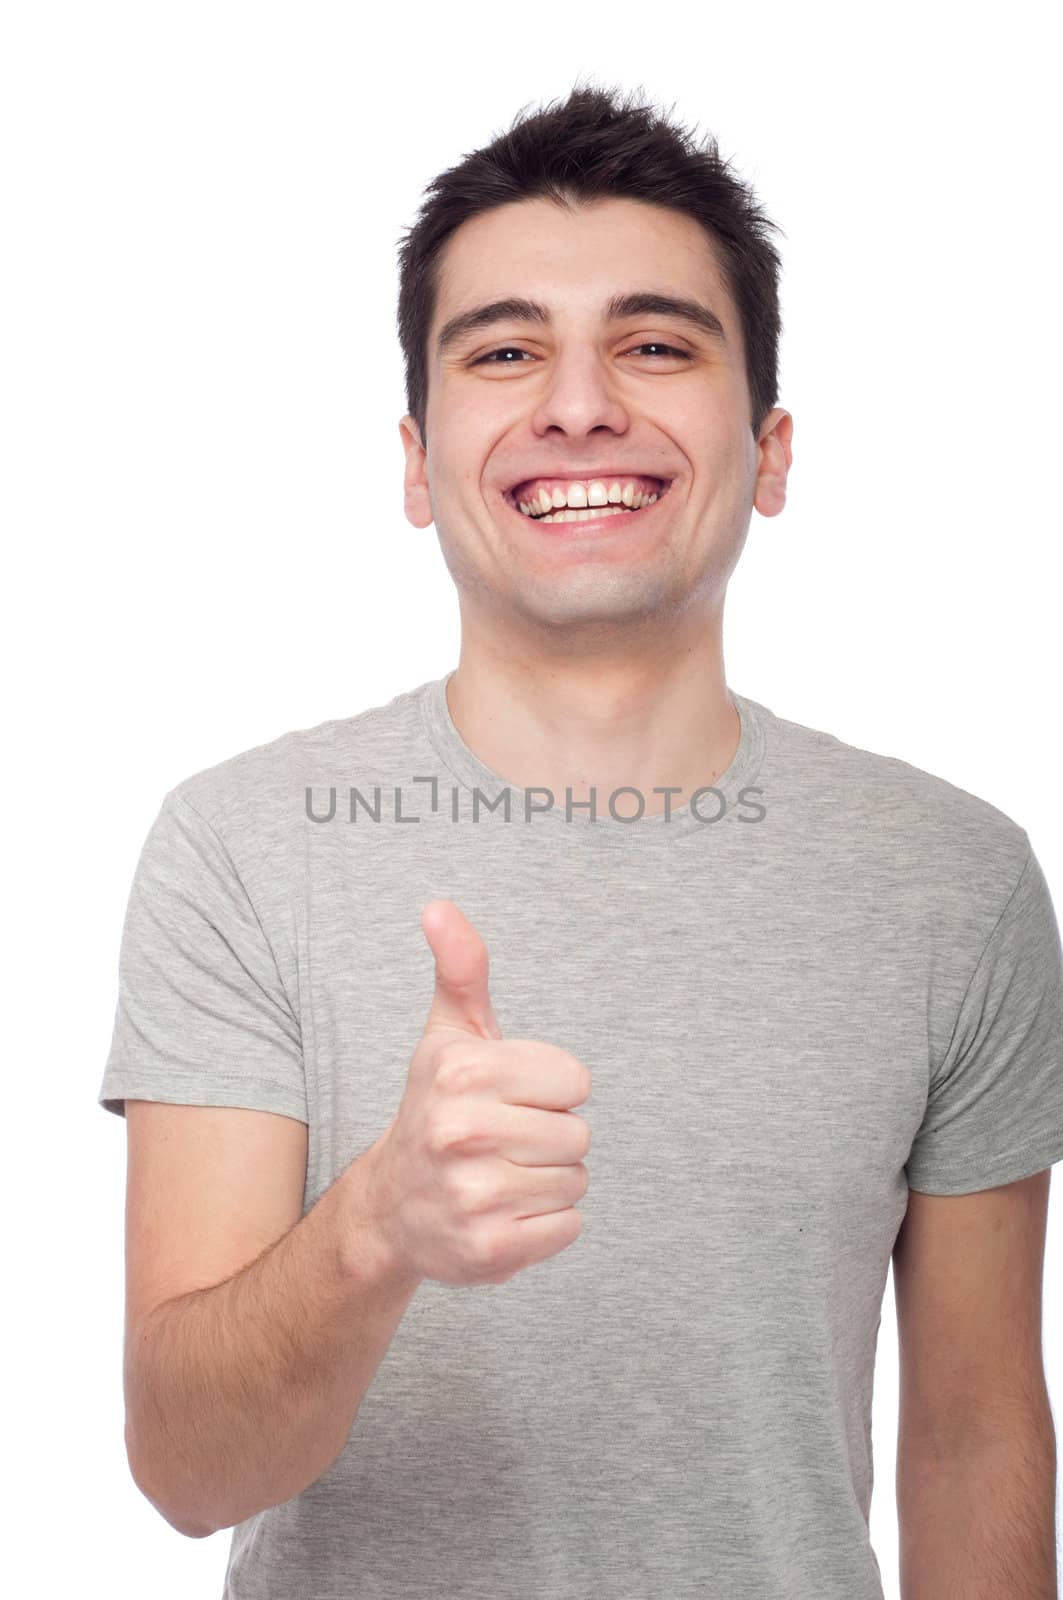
[455,1168,495,1216]
[430,1113,492,1161]
[427,1113,464,1156]
[434,1042,484,1095]
[471,1223,508,1275]
[461,1222,502,1273]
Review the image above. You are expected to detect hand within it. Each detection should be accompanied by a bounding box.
[365,899,591,1286]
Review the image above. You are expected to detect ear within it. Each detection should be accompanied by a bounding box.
[399,415,433,530]
[753,407,793,519]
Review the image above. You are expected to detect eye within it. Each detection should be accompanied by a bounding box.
[471,343,694,366]
[473,347,535,364]
[628,343,693,360]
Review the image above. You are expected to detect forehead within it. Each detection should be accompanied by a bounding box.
[431,195,738,340]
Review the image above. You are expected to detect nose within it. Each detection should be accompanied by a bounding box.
[527,345,631,441]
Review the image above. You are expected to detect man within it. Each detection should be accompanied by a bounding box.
[100,82,1063,1599]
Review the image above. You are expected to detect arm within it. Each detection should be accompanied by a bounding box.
[896,1428,1057,1599]
[126,1141,422,1539]
[892,1169,1058,1598]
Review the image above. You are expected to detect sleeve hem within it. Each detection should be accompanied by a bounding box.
[905,1132,1063,1195]
[98,1065,308,1125]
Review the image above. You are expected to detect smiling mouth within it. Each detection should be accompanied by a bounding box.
[500,477,675,533]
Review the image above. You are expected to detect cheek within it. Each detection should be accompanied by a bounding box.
[667,394,731,465]
[429,375,507,444]
[426,413,508,505]
[693,420,758,503]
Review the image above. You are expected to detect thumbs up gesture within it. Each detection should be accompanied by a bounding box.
[364,900,592,1287]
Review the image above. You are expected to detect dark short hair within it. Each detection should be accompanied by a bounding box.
[395,79,786,447]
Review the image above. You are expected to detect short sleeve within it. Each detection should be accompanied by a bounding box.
[97,790,307,1124]
[905,839,1063,1195]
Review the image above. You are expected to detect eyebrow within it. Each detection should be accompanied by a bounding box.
[435,291,728,357]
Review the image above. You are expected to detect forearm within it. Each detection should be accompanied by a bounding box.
[897,1424,1059,1598]
[125,1150,422,1539]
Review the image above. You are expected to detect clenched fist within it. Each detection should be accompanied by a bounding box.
[363,899,592,1286]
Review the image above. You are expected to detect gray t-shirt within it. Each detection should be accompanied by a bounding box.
[98,672,1063,1600]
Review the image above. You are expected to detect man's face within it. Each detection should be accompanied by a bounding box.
[400,196,791,635]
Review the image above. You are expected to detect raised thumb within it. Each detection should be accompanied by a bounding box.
[420,898,503,1041]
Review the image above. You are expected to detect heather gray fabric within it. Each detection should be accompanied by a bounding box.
[99,672,1063,1600]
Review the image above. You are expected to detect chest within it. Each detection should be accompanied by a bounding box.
[299,831,929,1232]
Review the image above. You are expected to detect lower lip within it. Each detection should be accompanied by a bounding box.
[503,486,673,538]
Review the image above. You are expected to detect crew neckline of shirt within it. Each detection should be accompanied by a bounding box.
[418,669,769,845]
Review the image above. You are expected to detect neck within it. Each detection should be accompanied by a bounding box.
[445,622,740,821]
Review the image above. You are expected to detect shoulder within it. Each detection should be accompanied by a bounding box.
[163,678,432,850]
[756,697,1032,923]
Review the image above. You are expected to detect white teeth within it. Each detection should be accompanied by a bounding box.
[515,477,665,519]
[536,495,659,525]
[544,506,630,524]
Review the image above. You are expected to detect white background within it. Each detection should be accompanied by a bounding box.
[4,1,1060,1593]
